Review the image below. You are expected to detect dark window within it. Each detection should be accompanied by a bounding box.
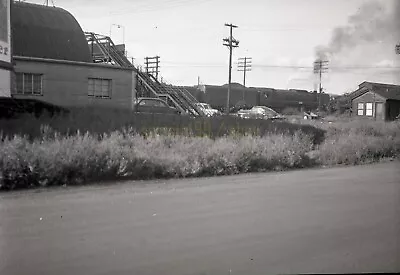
[16,73,23,94]
[14,73,43,95]
[88,78,111,98]
[33,74,42,95]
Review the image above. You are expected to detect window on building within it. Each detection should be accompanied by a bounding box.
[357,103,364,116]
[15,73,43,95]
[366,103,373,116]
[88,78,112,98]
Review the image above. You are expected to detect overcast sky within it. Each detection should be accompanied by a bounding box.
[29,0,400,94]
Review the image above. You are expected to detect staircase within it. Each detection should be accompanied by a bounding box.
[85,32,134,68]
[85,32,205,116]
[137,72,206,116]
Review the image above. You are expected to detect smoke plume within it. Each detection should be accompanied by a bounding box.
[316,0,400,61]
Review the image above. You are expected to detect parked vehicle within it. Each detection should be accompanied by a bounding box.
[133,97,181,115]
[234,106,285,120]
[303,112,320,120]
[195,103,221,117]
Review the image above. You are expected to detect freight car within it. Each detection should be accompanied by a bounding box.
[186,84,330,113]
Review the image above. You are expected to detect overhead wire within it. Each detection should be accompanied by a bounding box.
[160,61,400,70]
[109,0,213,16]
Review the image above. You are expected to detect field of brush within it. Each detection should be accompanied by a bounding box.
[1,107,399,190]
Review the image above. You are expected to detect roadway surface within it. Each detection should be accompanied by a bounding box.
[1,162,399,275]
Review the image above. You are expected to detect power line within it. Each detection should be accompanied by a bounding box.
[160,61,400,70]
[239,26,333,32]
[223,23,239,114]
[109,0,212,16]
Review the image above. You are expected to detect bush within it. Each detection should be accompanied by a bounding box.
[314,120,400,165]
[0,130,315,190]
[1,110,399,191]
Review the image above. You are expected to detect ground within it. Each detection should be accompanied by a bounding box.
[1,161,399,275]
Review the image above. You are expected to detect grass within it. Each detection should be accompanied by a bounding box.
[0,130,315,190]
[0,109,399,191]
[312,119,400,165]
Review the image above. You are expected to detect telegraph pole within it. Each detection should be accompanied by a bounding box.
[223,23,239,114]
[238,57,252,87]
[238,57,252,101]
[313,59,329,112]
[144,56,160,80]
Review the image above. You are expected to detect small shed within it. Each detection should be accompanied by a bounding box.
[350,82,400,121]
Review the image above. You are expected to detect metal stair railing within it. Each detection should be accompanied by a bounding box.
[85,32,204,116]
[177,85,199,104]
[153,77,201,116]
[173,86,206,116]
[137,71,186,114]
[160,82,205,116]
[146,74,200,116]
[85,32,134,68]
[106,39,133,68]
[162,85,199,116]
[168,86,203,116]
[86,32,111,64]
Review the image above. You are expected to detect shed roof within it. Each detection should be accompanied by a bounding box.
[12,2,92,62]
[351,82,400,101]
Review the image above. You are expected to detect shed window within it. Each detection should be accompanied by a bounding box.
[357,103,364,116]
[88,78,111,98]
[14,73,43,95]
[366,103,373,116]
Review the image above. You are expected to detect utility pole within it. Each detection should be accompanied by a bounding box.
[144,56,160,80]
[238,57,252,101]
[223,23,239,114]
[313,59,329,112]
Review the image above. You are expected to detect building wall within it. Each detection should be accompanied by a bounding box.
[0,0,12,97]
[0,69,10,97]
[12,58,136,110]
[352,91,386,120]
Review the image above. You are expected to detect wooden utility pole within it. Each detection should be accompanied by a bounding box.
[238,57,252,101]
[313,59,328,112]
[223,23,239,114]
[238,57,252,87]
[144,56,160,80]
